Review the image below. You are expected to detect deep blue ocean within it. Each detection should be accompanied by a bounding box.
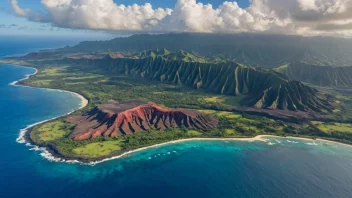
[1,37,352,198]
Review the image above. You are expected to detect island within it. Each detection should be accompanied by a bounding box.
[1,34,351,163]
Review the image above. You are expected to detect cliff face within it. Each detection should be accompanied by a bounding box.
[67,55,335,113]
[67,100,218,141]
[276,63,352,88]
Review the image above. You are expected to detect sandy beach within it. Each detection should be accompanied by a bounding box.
[85,134,351,165]
[67,91,88,109]
[87,137,268,165]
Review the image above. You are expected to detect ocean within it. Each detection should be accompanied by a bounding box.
[1,37,352,198]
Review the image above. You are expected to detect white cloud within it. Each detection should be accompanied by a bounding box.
[40,0,172,30]
[10,0,30,17]
[9,0,352,37]
[298,0,318,10]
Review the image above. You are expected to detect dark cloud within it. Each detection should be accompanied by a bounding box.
[315,23,352,31]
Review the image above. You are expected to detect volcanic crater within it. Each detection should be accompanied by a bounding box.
[66,100,218,141]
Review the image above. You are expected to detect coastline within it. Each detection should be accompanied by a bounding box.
[6,64,88,109]
[49,134,352,166]
[8,64,38,86]
[5,64,88,163]
[5,64,351,166]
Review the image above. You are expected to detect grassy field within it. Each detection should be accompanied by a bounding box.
[199,109,286,137]
[73,140,123,158]
[201,95,244,108]
[199,110,242,119]
[186,130,203,137]
[312,121,352,133]
[223,95,246,107]
[32,120,73,142]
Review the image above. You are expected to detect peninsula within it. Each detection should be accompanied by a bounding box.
[1,34,351,162]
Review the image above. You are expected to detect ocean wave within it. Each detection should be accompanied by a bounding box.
[268,142,276,145]
[16,108,78,144]
[286,140,299,144]
[9,66,38,86]
[307,142,318,146]
[15,109,88,165]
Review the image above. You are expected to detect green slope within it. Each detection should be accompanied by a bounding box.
[57,33,352,68]
[130,49,213,63]
[65,53,334,113]
[275,63,352,88]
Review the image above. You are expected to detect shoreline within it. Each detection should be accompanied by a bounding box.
[5,64,88,161]
[8,65,38,86]
[4,64,351,166]
[6,64,88,109]
[50,135,352,166]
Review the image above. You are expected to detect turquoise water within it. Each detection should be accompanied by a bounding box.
[1,41,352,197]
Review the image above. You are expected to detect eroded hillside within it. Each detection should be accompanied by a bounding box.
[275,63,352,88]
[65,51,335,113]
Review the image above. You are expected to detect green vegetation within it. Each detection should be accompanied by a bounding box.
[31,119,73,142]
[275,63,352,88]
[199,110,242,119]
[201,96,243,107]
[52,129,205,159]
[73,140,123,158]
[201,110,287,137]
[186,130,202,136]
[312,122,352,133]
[66,54,334,112]
[136,49,213,63]
[1,46,351,161]
[59,33,352,68]
[31,109,350,160]
[23,65,245,111]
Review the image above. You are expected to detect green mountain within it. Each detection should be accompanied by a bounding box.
[58,33,352,68]
[66,51,334,113]
[275,63,352,88]
[131,49,210,63]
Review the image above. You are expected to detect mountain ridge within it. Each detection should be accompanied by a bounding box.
[275,63,352,88]
[57,33,352,68]
[64,51,335,113]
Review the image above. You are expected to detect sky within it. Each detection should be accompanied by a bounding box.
[1,0,352,38]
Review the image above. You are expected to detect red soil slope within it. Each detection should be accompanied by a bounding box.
[66,100,218,141]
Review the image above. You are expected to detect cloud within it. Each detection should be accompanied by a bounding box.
[10,0,30,17]
[40,0,172,31]
[9,0,352,37]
